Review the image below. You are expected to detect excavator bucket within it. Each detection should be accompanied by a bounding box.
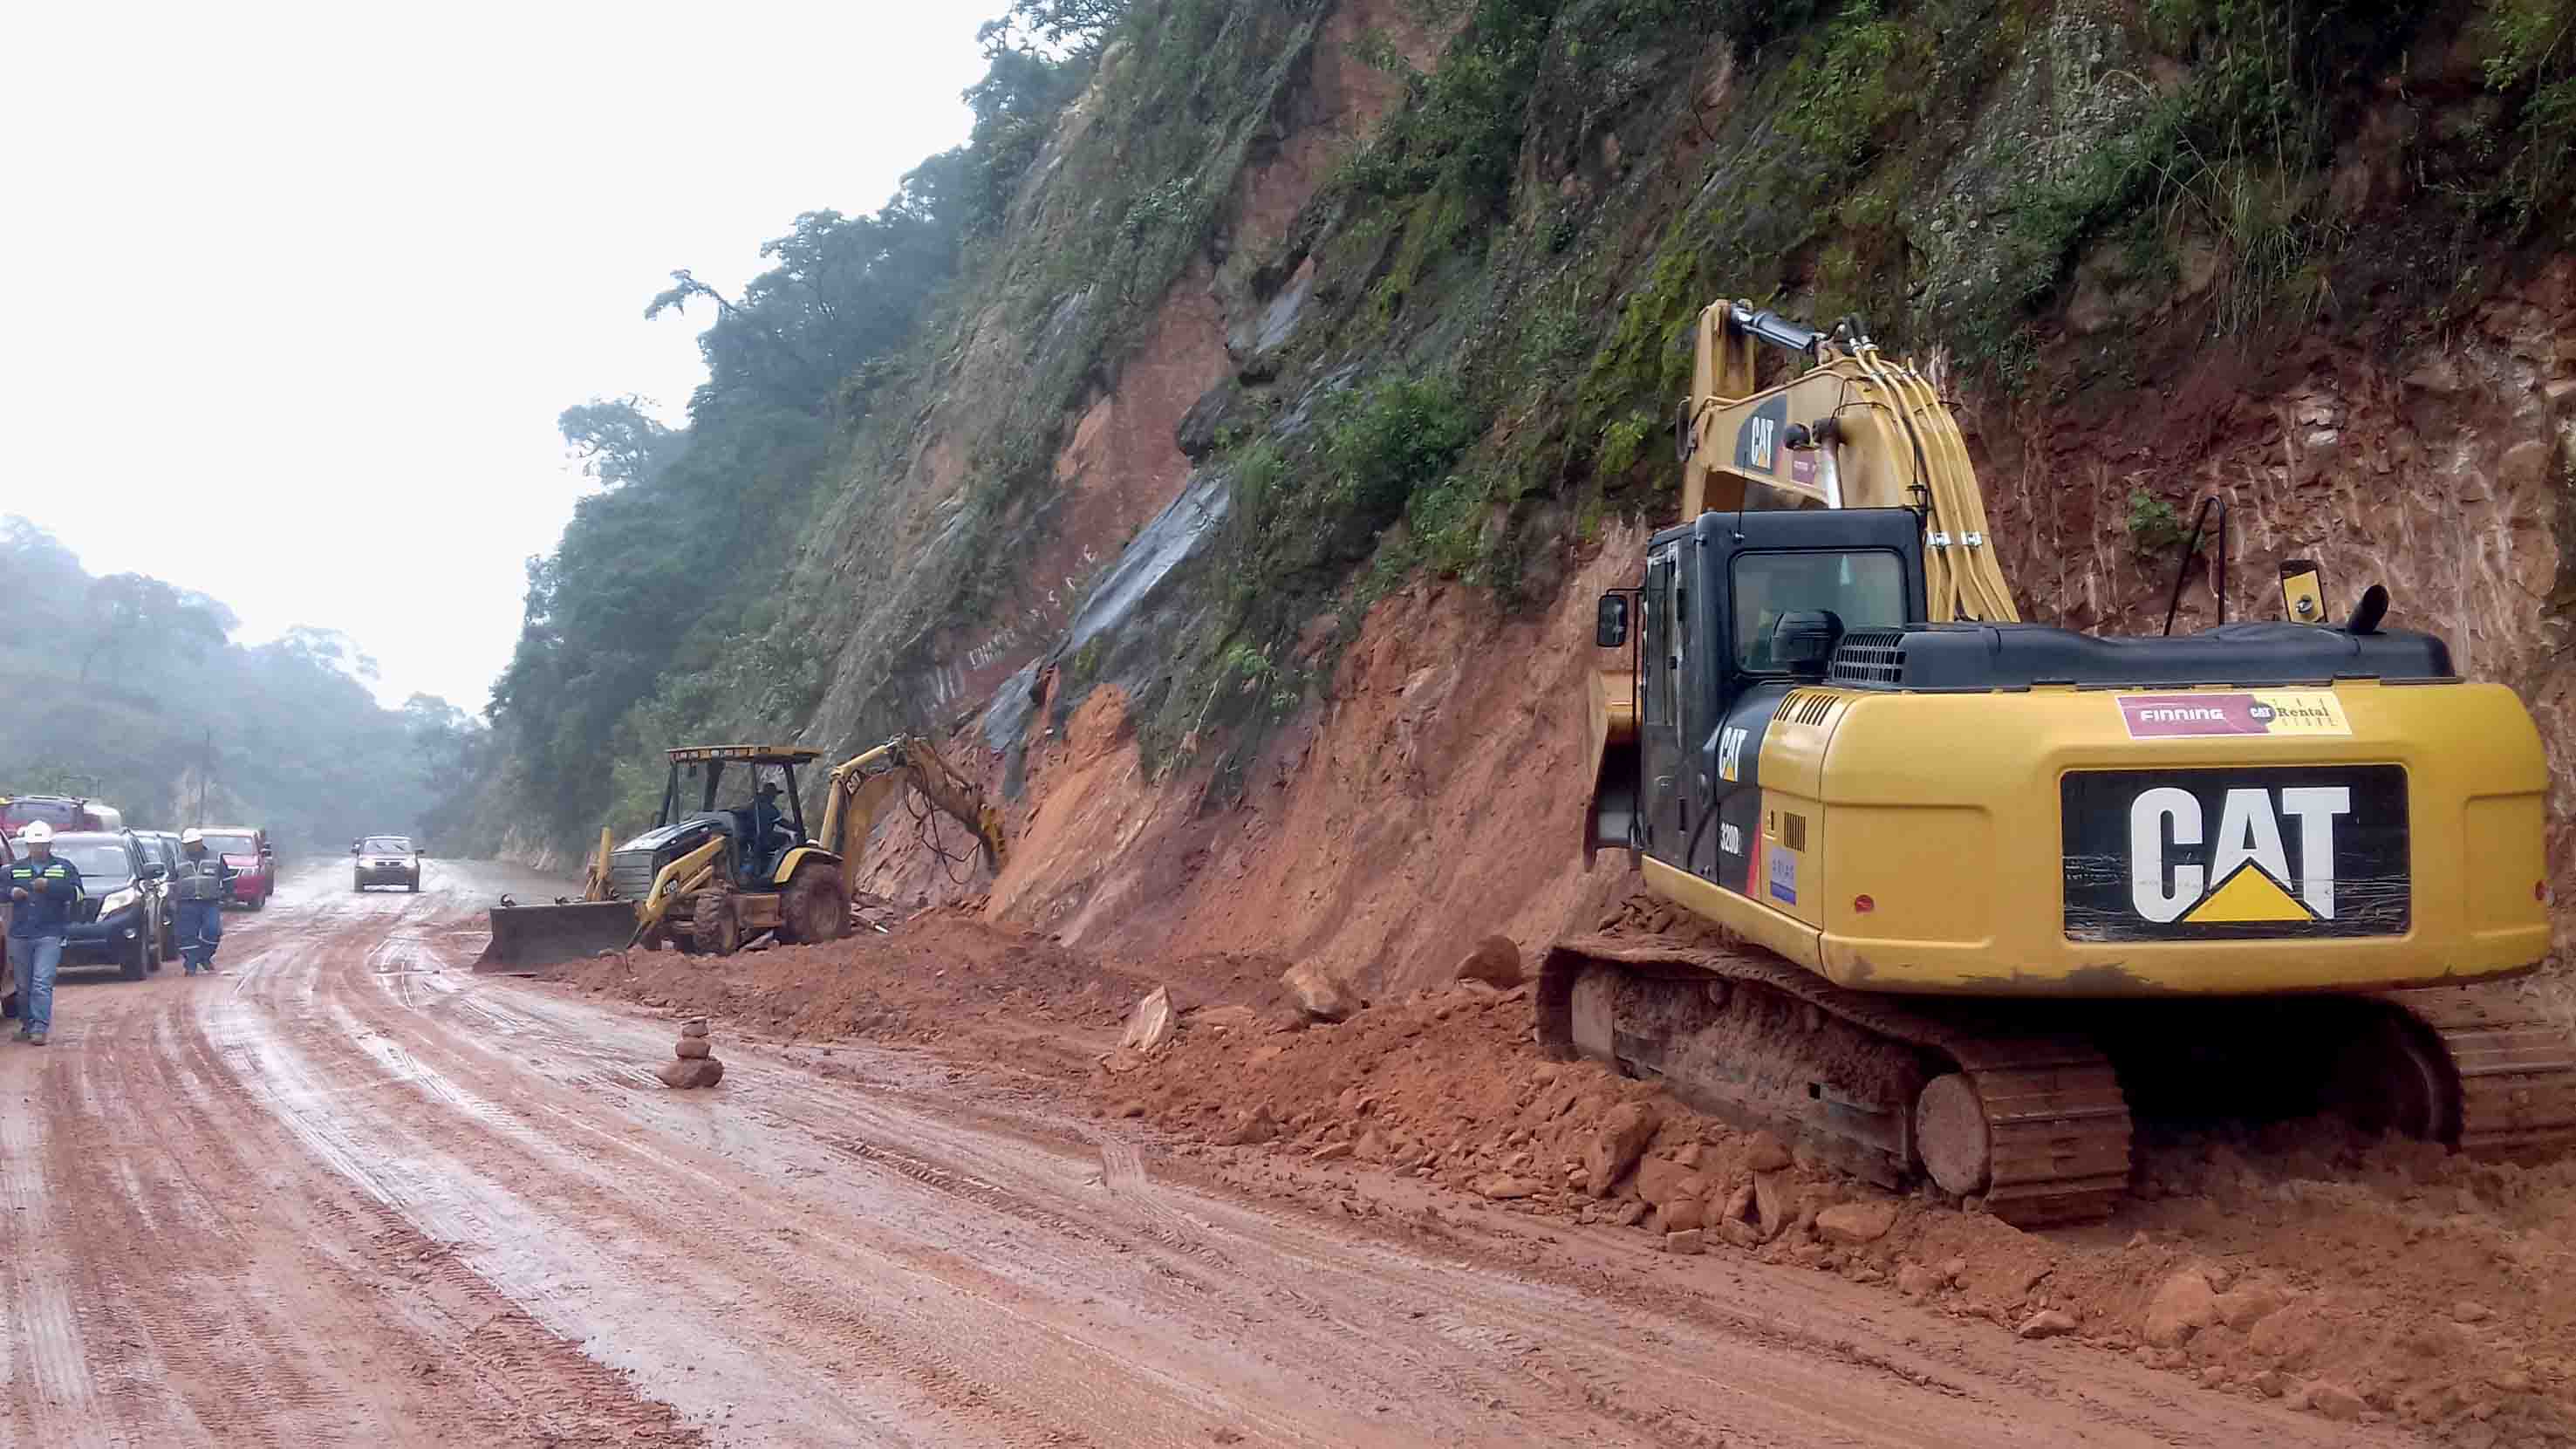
[473,900,637,974]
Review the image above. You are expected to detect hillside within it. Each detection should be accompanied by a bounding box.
[476,0,2573,992]
[0,518,481,847]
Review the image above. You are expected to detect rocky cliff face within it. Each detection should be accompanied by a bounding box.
[813,0,2567,1001]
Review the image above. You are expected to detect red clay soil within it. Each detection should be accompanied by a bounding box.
[1102,970,2576,1447]
[560,898,2576,1446]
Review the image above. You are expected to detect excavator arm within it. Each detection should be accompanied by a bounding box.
[817,736,1008,878]
[1680,301,2019,624]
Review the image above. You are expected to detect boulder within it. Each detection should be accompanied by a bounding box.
[1656,1197,1708,1234]
[1743,1131,1793,1173]
[2144,1268,2221,1348]
[1582,1102,1662,1197]
[1609,1200,1650,1228]
[1815,1201,1897,1245]
[1751,1172,1797,1241]
[1896,1261,1945,1297]
[1474,1174,1541,1200]
[657,1057,724,1089]
[1635,1156,1697,1207]
[1282,962,1359,1022]
[2215,1282,2286,1332]
[1664,1229,1705,1254]
[678,1018,711,1039]
[1121,986,1179,1053]
[1455,935,1523,988]
[674,1037,712,1060]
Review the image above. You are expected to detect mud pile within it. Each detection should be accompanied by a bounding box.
[1110,974,2576,1443]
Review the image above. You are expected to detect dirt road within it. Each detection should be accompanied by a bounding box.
[0,861,2419,1447]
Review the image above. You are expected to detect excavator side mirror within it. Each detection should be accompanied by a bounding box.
[1771,610,1844,676]
[1595,593,1630,648]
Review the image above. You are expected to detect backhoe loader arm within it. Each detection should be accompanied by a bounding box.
[1678,301,2019,624]
[817,737,1008,876]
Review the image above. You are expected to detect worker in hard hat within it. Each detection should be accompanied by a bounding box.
[5,822,83,1045]
[171,828,236,974]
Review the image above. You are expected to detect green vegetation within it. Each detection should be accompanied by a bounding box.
[467,0,2576,855]
[2125,490,2190,554]
[0,518,469,848]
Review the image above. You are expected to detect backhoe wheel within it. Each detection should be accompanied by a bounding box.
[689,892,744,958]
[780,862,851,946]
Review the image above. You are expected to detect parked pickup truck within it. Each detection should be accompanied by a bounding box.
[194,826,275,910]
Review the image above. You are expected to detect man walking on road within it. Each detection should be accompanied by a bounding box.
[172,829,233,975]
[6,822,83,1045]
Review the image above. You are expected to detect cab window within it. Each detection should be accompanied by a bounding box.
[1731,550,1905,670]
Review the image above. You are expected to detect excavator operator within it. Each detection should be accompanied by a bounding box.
[737,780,792,885]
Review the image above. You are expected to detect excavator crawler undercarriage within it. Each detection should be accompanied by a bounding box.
[1539,923,2576,1226]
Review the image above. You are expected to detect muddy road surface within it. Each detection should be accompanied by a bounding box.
[0,860,2417,1446]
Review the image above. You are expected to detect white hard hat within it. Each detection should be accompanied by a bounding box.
[21,821,54,844]
[181,827,204,844]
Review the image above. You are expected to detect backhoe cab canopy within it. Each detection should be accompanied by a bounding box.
[658,746,823,842]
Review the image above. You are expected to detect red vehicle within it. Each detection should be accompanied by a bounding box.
[2,795,124,835]
[195,825,275,910]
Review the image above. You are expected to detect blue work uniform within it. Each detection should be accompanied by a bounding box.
[170,851,235,974]
[6,852,84,1039]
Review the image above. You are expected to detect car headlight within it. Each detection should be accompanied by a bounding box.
[99,887,140,915]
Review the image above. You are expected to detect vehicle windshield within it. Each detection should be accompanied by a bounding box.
[44,842,132,882]
[202,832,257,855]
[3,800,79,830]
[1732,550,1908,669]
[363,837,412,853]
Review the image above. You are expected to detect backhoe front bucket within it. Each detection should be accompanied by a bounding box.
[473,901,637,974]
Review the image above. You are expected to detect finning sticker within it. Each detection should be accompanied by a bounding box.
[2115,691,2349,739]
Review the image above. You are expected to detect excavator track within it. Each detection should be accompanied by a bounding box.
[2384,983,2576,1157]
[1538,934,2131,1227]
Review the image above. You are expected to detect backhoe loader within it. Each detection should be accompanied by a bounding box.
[476,736,1006,970]
[1545,299,2573,1224]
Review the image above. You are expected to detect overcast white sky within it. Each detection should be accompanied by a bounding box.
[0,0,991,712]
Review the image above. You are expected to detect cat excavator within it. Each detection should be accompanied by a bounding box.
[477,735,1006,970]
[1544,298,2574,1224]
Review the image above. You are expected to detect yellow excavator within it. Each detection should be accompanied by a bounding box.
[1545,299,2573,1223]
[477,736,1006,970]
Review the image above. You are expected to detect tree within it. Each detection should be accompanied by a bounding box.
[78,573,230,683]
[558,396,681,489]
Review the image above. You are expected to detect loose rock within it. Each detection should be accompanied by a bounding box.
[1744,1131,1793,1173]
[1583,1102,1661,1197]
[1454,935,1523,988]
[2215,1282,2286,1332]
[674,1037,712,1060]
[2308,1382,2365,1422]
[1664,1229,1705,1255]
[1474,1174,1540,1201]
[1815,1201,1897,1245]
[1282,962,1359,1022]
[678,1018,710,1039]
[2018,1309,2080,1340]
[657,1057,724,1089]
[1121,985,1179,1053]
[2144,1268,2219,1348]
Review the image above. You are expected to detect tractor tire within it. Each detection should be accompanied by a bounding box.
[688,892,743,958]
[779,862,851,946]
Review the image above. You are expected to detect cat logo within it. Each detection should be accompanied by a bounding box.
[2129,785,2347,923]
[1717,726,1749,782]
[2060,765,2409,941]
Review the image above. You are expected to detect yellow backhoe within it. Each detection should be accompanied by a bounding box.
[476,736,1006,971]
[1547,300,2573,1223]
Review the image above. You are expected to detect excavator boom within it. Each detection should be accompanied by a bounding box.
[818,736,1008,878]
